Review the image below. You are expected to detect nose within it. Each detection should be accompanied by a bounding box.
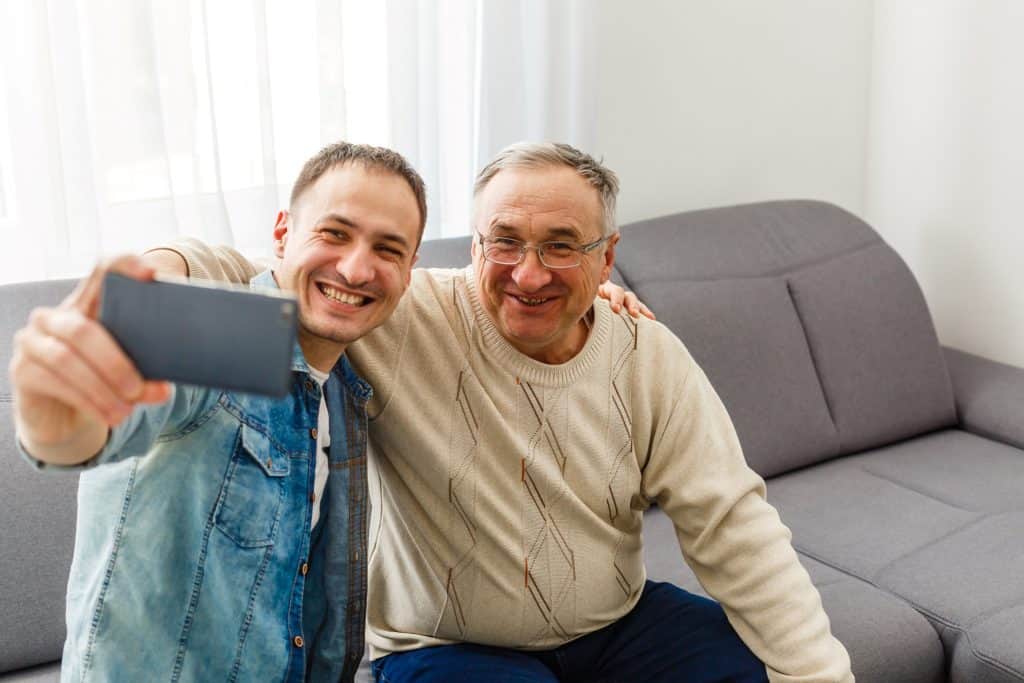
[511,247,552,292]
[335,243,375,286]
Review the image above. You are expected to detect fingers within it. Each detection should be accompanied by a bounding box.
[64,254,157,318]
[16,314,135,425]
[10,346,111,428]
[622,292,657,321]
[37,307,146,402]
[597,281,626,312]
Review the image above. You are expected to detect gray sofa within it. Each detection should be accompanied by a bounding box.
[3,200,1023,681]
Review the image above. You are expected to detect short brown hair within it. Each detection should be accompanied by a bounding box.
[290,141,428,241]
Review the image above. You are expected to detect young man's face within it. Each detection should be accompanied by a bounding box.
[471,165,617,364]
[274,163,421,364]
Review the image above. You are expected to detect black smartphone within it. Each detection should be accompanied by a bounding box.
[99,273,298,397]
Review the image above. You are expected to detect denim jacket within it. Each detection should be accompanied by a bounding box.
[22,271,371,682]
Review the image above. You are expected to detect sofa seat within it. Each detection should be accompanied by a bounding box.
[641,506,945,683]
[769,429,1024,683]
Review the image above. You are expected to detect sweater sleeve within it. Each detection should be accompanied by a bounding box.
[637,328,854,683]
[148,237,265,284]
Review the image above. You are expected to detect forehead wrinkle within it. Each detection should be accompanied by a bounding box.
[487,207,586,240]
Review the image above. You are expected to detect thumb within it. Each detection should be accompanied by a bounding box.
[66,255,158,319]
[137,381,172,404]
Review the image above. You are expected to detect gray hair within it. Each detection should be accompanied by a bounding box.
[472,142,620,237]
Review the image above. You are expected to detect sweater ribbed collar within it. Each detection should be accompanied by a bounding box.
[463,265,612,387]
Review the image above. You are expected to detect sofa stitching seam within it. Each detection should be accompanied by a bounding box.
[870,513,992,583]
[962,628,1024,680]
[858,466,978,512]
[784,278,842,453]
[793,545,960,628]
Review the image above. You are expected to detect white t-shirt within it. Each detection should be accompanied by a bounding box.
[306,366,331,530]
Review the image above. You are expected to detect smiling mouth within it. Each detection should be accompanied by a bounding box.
[510,294,554,307]
[318,282,372,307]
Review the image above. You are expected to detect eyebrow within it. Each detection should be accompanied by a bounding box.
[318,212,412,249]
[488,222,583,241]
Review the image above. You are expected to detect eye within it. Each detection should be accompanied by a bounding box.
[544,241,577,255]
[321,227,348,241]
[376,244,405,258]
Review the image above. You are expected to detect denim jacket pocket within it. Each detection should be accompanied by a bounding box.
[215,422,290,548]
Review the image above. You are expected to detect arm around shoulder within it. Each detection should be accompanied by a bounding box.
[145,237,262,284]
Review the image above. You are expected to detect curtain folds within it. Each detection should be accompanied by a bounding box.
[0,0,596,284]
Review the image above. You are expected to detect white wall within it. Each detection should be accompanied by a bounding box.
[594,0,874,225]
[864,1,1024,367]
[595,1,1024,367]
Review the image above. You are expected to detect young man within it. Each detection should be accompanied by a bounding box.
[166,142,854,682]
[10,142,426,682]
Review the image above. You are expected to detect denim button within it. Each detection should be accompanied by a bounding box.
[301,562,309,576]
[305,380,315,392]
[293,635,304,648]
[310,428,318,439]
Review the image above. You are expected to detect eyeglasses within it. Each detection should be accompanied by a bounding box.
[477,233,611,269]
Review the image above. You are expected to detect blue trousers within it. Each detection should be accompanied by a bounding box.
[371,581,768,683]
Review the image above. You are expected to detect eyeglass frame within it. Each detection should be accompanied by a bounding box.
[475,231,613,270]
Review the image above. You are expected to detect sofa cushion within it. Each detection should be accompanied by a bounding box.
[766,430,1024,580]
[883,512,1024,683]
[878,512,1024,638]
[787,243,956,454]
[0,663,60,682]
[953,603,1024,683]
[641,507,944,683]
[0,280,78,674]
[634,277,838,478]
[769,430,1024,683]
[613,200,878,283]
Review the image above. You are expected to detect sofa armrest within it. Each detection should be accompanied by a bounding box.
[944,346,1024,450]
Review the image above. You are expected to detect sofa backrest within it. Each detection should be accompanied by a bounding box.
[0,279,78,674]
[613,200,957,478]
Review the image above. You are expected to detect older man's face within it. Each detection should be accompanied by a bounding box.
[472,165,617,364]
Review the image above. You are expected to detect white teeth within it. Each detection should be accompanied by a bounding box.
[319,284,366,306]
[515,296,549,306]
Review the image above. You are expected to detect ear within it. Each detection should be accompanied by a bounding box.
[600,233,620,284]
[273,211,290,258]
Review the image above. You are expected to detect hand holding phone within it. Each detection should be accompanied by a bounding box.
[99,273,298,397]
[9,256,172,465]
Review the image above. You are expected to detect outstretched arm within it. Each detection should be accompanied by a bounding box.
[10,256,171,466]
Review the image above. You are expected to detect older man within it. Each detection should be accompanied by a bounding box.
[162,142,854,682]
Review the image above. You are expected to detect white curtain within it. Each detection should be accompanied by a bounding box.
[0,0,596,284]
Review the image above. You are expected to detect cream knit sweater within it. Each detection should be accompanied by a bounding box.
[171,240,854,683]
